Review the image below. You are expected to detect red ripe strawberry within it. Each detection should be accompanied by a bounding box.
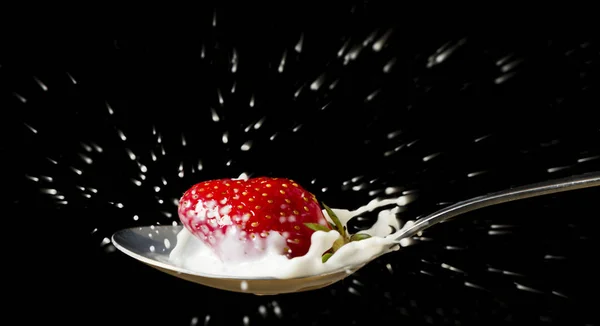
[177,177,332,260]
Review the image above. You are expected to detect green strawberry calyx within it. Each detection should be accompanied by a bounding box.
[304,202,371,262]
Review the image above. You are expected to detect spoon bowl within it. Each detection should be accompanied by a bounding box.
[112,225,367,295]
[113,172,600,295]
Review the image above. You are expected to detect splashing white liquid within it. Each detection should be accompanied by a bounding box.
[169,196,414,279]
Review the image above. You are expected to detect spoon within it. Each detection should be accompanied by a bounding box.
[112,172,600,295]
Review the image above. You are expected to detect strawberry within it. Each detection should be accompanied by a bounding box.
[177,177,370,262]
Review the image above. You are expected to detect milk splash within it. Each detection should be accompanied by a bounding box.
[169,195,415,279]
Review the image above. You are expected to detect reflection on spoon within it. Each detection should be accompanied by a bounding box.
[112,172,600,295]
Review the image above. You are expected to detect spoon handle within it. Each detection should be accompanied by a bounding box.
[393,172,600,241]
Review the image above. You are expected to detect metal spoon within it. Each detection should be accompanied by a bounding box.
[112,172,600,295]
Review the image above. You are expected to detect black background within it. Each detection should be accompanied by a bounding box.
[3,5,600,325]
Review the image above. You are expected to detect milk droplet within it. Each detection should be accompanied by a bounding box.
[258,305,267,317]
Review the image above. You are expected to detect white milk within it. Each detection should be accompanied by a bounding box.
[169,195,415,279]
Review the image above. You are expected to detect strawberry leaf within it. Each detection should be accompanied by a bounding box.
[332,235,346,252]
[322,253,333,263]
[304,223,331,232]
[322,202,345,237]
[350,233,371,241]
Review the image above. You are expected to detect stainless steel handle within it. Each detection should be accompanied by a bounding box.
[394,172,600,241]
